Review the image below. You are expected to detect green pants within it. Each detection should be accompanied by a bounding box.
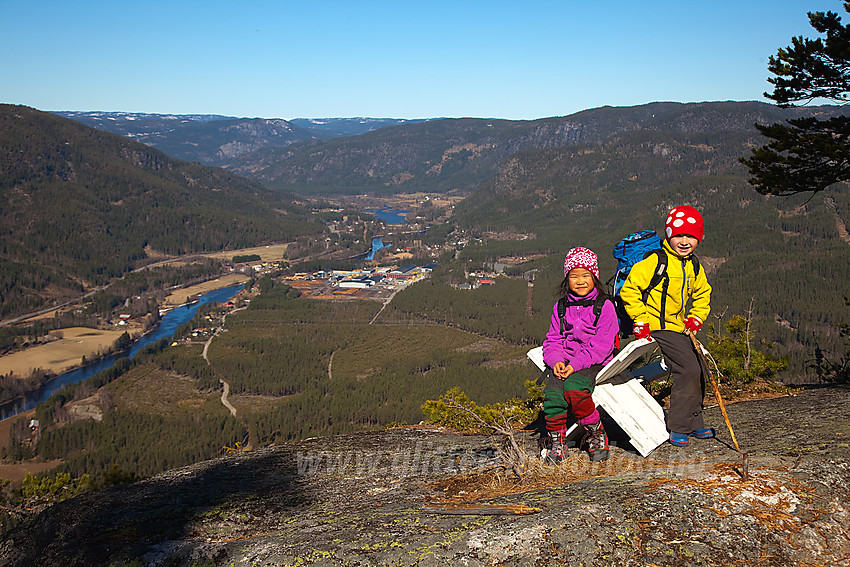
[541,364,601,423]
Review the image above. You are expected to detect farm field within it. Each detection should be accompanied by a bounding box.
[202,243,289,262]
[160,274,251,308]
[0,327,129,377]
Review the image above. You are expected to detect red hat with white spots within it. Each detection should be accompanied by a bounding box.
[563,247,599,278]
[665,206,705,242]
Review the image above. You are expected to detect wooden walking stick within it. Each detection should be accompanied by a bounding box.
[687,331,741,453]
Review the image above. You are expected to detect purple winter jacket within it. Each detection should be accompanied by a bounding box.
[542,287,618,372]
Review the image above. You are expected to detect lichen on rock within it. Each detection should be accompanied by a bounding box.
[1,386,849,566]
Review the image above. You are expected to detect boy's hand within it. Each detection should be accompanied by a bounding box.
[553,361,574,379]
[633,322,651,340]
[684,316,702,333]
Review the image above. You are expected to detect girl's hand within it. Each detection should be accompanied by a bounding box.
[553,362,574,379]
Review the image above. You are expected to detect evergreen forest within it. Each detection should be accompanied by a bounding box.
[0,105,321,318]
[16,284,532,481]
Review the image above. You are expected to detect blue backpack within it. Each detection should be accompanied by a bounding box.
[611,230,663,298]
[609,230,701,336]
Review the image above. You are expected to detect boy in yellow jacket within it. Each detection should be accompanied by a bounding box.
[620,206,713,446]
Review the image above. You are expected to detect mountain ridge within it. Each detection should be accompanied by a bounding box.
[52,111,430,165]
[0,105,321,317]
[53,102,850,198]
[234,101,850,195]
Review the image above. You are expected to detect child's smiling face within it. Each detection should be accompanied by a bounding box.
[568,268,595,297]
[668,235,699,258]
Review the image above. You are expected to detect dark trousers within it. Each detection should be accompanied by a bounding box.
[652,330,706,433]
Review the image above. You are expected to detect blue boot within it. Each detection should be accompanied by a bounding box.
[668,431,689,446]
[689,427,716,439]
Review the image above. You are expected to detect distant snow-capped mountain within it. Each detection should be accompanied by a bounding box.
[52,111,430,165]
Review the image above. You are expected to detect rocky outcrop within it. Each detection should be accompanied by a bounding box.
[2,386,849,566]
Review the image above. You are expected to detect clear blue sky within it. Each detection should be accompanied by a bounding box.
[1,0,843,120]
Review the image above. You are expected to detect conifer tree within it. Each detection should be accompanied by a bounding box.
[741,2,850,196]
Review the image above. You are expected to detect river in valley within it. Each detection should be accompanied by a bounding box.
[365,206,409,225]
[0,284,243,420]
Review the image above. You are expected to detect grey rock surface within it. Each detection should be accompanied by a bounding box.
[2,386,849,566]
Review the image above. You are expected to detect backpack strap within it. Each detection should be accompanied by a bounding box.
[557,297,566,334]
[639,251,701,331]
[557,294,610,333]
[590,295,607,327]
[640,250,668,304]
[691,255,701,278]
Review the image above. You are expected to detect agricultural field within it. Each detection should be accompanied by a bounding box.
[160,274,251,308]
[0,328,130,378]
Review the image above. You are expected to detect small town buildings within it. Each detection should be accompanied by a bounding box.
[387,264,418,279]
[338,277,375,289]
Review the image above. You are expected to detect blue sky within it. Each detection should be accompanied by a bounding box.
[1,0,843,120]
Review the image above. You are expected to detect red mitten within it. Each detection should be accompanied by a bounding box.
[684,316,702,333]
[633,322,651,340]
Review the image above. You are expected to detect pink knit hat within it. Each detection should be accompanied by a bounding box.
[665,205,705,241]
[563,247,599,278]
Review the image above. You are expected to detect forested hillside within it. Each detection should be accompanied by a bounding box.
[444,128,850,378]
[0,105,322,318]
[232,101,850,196]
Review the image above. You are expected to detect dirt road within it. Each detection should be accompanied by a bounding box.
[202,306,247,418]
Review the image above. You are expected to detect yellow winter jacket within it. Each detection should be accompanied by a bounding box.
[619,240,711,333]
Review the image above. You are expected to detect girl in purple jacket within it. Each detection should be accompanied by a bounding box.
[542,247,618,462]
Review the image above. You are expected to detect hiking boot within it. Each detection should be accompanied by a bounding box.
[543,430,567,464]
[689,427,716,439]
[668,431,689,446]
[582,420,609,462]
